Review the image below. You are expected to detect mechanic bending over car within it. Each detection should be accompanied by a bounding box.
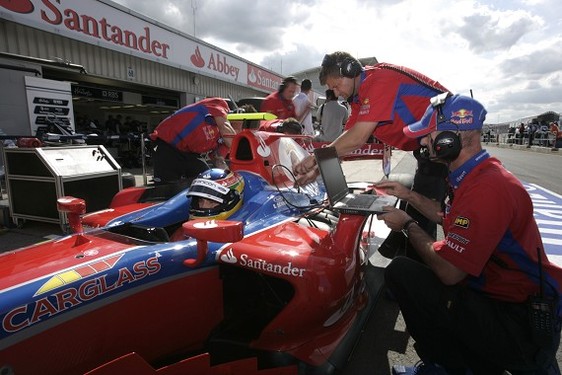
[150,98,238,184]
[292,51,450,262]
[376,94,562,375]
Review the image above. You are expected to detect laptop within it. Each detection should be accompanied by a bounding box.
[313,146,397,215]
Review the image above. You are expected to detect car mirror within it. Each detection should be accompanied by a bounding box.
[182,220,244,267]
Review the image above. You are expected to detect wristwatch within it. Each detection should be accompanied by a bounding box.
[401,219,418,238]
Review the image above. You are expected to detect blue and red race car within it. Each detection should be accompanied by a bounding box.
[0,128,392,374]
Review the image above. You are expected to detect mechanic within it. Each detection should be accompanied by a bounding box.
[292,51,450,261]
[150,98,236,184]
[377,94,562,374]
[186,168,245,220]
[261,76,298,120]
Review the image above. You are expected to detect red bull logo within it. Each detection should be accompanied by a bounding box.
[452,109,473,118]
[451,109,474,126]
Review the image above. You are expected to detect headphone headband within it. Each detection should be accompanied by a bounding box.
[321,54,362,78]
[321,54,336,67]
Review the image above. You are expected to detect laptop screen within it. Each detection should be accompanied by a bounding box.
[313,147,349,205]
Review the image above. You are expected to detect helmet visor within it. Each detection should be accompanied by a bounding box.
[187,178,229,204]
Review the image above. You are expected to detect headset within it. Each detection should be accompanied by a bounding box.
[430,93,462,162]
[321,54,362,78]
[278,76,298,93]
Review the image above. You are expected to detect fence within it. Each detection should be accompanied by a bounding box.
[487,130,557,148]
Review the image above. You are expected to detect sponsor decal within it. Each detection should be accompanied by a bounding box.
[2,0,171,58]
[359,103,370,116]
[451,109,474,125]
[447,232,470,245]
[2,256,161,335]
[35,254,123,296]
[190,46,205,68]
[0,0,34,13]
[190,47,240,81]
[219,251,306,278]
[453,216,470,229]
[220,248,237,264]
[191,179,229,195]
[272,196,287,210]
[247,67,283,92]
[240,254,305,278]
[446,238,466,254]
[302,143,384,157]
[256,134,271,157]
[347,143,384,156]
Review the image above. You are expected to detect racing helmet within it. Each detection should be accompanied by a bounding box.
[187,169,245,220]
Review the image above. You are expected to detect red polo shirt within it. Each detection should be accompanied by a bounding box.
[347,63,449,151]
[435,156,562,305]
[262,91,297,119]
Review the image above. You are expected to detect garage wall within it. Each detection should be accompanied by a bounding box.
[0,19,264,103]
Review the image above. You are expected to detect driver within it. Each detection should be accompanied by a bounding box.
[187,168,245,220]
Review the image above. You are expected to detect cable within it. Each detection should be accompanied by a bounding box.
[270,164,325,211]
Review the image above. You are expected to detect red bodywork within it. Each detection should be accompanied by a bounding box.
[0,130,383,374]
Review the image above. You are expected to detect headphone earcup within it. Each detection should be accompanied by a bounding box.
[433,131,461,161]
[278,83,285,93]
[340,57,362,78]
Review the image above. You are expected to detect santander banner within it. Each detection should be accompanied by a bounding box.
[0,0,282,92]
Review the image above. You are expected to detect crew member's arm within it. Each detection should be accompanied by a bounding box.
[330,120,377,155]
[215,116,236,148]
[293,120,377,185]
[378,206,467,285]
[211,153,228,170]
[376,181,444,224]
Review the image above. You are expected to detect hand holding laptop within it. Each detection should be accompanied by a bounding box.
[375,206,412,232]
[374,180,412,201]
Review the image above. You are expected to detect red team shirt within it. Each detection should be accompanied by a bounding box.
[150,97,229,156]
[261,92,297,119]
[434,153,562,309]
[347,63,449,151]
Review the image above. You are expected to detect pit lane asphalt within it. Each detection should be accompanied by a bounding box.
[1,148,561,373]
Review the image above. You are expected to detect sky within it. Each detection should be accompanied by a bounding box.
[110,0,562,125]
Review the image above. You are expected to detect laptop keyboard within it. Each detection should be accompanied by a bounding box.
[345,194,375,208]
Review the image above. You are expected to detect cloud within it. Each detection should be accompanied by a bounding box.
[451,7,542,53]
[109,0,562,123]
[501,41,562,78]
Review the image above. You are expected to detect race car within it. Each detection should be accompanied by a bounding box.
[0,128,393,375]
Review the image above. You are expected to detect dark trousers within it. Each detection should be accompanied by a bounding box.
[152,138,209,184]
[385,256,561,374]
[379,153,449,260]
